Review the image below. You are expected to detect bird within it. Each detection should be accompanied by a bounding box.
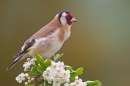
[7,11,77,71]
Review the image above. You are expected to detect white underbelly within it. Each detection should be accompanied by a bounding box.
[40,43,63,59]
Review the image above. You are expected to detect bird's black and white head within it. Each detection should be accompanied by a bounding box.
[57,11,77,28]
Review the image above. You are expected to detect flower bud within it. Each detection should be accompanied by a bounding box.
[31,78,34,81]
[28,80,31,83]
[25,82,28,85]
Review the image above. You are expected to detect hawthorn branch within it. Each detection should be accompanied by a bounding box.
[33,76,38,86]
[37,79,44,85]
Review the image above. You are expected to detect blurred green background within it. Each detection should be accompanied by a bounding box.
[1,0,130,86]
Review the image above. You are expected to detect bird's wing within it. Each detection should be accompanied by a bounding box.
[14,27,58,58]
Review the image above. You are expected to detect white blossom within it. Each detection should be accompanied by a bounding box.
[15,72,34,84]
[53,79,62,86]
[23,61,31,70]
[50,61,59,70]
[55,68,64,76]
[42,71,53,80]
[62,70,70,80]
[48,78,53,84]
[42,61,70,86]
[69,78,87,86]
[29,58,36,65]
[46,67,51,72]
[23,58,36,71]
[64,83,69,86]
[57,61,64,68]
[15,73,25,83]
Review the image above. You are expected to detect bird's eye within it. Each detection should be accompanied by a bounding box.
[66,14,73,21]
[65,16,71,21]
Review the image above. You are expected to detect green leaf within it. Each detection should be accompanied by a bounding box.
[53,53,64,61]
[44,81,52,86]
[25,84,32,86]
[30,66,41,76]
[75,67,83,76]
[70,72,76,82]
[35,51,44,65]
[44,59,51,67]
[87,80,102,86]
[37,65,47,73]
[64,65,74,72]
[29,73,34,76]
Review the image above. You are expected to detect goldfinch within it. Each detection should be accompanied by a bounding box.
[7,11,77,71]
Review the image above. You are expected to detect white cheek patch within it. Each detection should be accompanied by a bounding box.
[60,17,71,28]
[60,17,66,25]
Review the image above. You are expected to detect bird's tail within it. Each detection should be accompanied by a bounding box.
[6,53,25,71]
[7,39,35,71]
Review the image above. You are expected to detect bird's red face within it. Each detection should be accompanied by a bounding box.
[58,11,77,27]
[66,13,77,25]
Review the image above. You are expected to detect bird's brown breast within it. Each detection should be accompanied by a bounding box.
[58,27,71,43]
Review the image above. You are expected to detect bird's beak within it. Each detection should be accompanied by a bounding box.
[71,18,78,22]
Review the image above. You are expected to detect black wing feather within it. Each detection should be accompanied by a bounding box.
[14,39,35,58]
